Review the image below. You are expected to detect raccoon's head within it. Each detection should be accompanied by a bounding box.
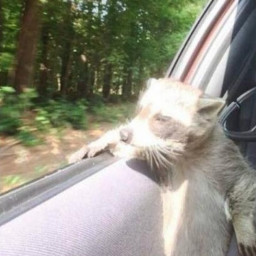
[120,78,224,175]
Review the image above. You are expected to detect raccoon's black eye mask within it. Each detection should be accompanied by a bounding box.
[150,114,188,142]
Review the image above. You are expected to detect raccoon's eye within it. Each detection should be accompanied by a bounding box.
[154,114,171,122]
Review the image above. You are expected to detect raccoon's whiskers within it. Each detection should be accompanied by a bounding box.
[145,145,169,172]
[151,147,162,169]
[145,147,154,169]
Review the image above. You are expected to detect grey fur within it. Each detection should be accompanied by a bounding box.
[69,78,256,256]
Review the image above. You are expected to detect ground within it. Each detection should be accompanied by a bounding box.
[0,116,122,194]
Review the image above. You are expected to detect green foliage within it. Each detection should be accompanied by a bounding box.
[0,53,14,72]
[0,0,207,96]
[90,104,116,123]
[91,102,135,124]
[0,86,37,108]
[0,86,88,142]
[16,128,42,147]
[0,86,35,135]
[3,174,27,186]
[18,89,38,110]
[0,0,22,74]
[36,99,88,130]
[0,105,21,135]
[35,108,51,130]
[87,94,105,111]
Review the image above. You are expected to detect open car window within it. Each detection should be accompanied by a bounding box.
[0,0,207,195]
[3,0,256,256]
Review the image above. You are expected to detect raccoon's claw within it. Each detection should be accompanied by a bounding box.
[86,141,107,158]
[68,145,88,163]
[238,243,256,256]
[68,128,122,163]
[68,141,109,163]
[85,129,121,158]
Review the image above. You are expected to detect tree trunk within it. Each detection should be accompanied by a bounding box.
[60,40,73,96]
[38,25,49,96]
[0,72,8,85]
[0,0,8,86]
[77,62,89,98]
[102,63,112,99]
[13,0,41,93]
[122,66,132,99]
[60,0,73,96]
[89,67,95,96]
[0,0,3,51]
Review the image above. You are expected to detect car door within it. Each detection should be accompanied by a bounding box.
[1,0,254,255]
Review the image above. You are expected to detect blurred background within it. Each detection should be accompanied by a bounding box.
[0,0,206,193]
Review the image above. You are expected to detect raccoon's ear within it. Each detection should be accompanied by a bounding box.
[197,98,225,119]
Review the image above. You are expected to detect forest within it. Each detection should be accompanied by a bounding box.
[0,0,206,135]
[0,0,206,191]
[1,0,206,94]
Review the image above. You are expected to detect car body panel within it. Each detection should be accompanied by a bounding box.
[0,160,165,256]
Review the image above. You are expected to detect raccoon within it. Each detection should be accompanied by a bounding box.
[69,78,256,256]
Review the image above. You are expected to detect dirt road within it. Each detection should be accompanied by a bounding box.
[0,122,114,193]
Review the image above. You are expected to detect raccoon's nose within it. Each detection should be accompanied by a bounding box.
[120,128,133,143]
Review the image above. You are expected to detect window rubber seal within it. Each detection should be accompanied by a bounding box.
[0,153,117,226]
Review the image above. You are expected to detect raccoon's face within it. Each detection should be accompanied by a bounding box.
[120,78,224,171]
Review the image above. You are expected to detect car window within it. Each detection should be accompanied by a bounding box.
[171,0,256,99]
[0,0,207,194]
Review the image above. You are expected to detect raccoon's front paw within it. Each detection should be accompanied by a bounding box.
[68,145,88,163]
[86,140,108,158]
[68,140,110,164]
[68,128,123,163]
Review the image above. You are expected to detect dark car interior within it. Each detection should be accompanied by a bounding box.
[1,0,256,255]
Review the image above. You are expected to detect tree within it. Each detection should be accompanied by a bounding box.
[60,0,74,96]
[1,0,207,98]
[0,0,3,51]
[13,0,41,93]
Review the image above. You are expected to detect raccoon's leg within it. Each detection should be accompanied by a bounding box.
[68,128,121,163]
[227,175,256,256]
